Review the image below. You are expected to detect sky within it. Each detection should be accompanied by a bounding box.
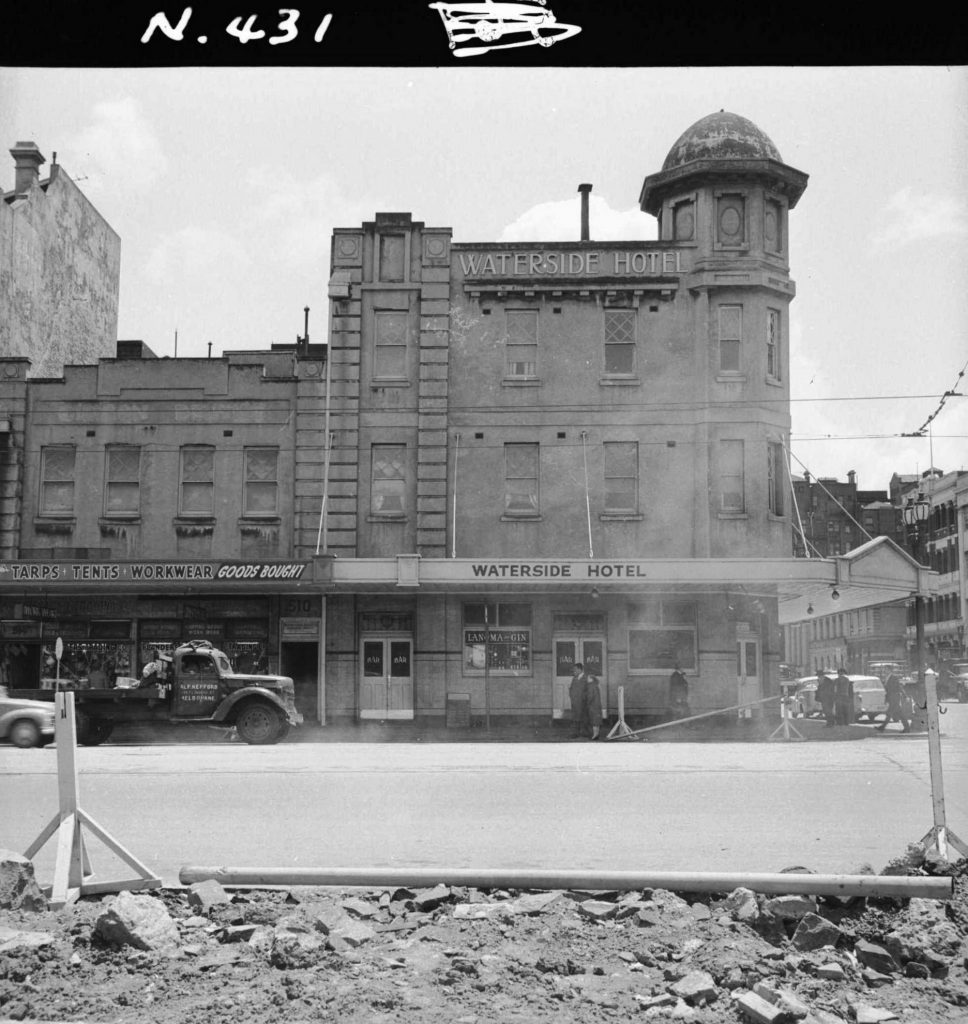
[2,65,966,496]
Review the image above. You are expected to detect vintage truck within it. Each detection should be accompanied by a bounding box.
[13,640,302,745]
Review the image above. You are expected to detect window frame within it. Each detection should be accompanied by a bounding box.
[767,441,785,517]
[179,444,215,518]
[766,307,782,382]
[103,444,141,518]
[603,308,637,377]
[503,442,540,519]
[719,439,746,514]
[504,308,539,380]
[370,442,408,518]
[373,310,409,382]
[40,445,76,517]
[603,440,639,515]
[462,602,533,677]
[718,304,743,375]
[627,599,698,675]
[242,446,279,518]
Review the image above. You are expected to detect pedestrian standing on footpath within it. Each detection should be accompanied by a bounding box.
[668,664,690,721]
[834,668,854,726]
[877,670,911,732]
[569,663,602,740]
[816,669,835,727]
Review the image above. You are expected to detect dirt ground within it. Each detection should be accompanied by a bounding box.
[1,848,967,1024]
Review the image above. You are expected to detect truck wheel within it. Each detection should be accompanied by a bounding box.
[959,686,968,704]
[10,719,42,748]
[78,719,114,746]
[235,703,286,745]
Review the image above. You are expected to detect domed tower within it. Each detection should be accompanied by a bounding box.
[641,112,809,559]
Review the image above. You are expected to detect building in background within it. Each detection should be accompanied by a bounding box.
[1,142,121,376]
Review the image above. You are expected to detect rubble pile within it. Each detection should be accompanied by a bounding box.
[0,846,966,1023]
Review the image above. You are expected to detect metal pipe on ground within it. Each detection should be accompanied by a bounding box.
[179,866,953,900]
[611,694,782,740]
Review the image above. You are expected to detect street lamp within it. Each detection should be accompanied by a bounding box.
[902,492,931,731]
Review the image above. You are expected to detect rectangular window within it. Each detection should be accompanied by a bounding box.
[371,443,406,515]
[767,308,781,380]
[604,441,638,513]
[374,311,408,379]
[604,309,636,374]
[767,442,784,516]
[506,310,538,377]
[40,445,76,515]
[378,233,406,282]
[720,439,745,512]
[462,603,532,676]
[180,445,214,516]
[104,445,141,516]
[719,305,742,372]
[243,447,278,516]
[504,443,539,516]
[627,599,698,673]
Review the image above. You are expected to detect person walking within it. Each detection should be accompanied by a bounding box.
[834,668,854,726]
[816,669,835,727]
[877,670,911,732]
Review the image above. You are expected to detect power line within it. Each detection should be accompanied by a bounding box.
[902,359,968,438]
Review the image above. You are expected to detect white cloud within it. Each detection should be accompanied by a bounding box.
[870,188,968,250]
[499,195,656,243]
[67,97,167,196]
[144,225,251,282]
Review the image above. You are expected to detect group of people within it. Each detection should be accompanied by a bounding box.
[815,667,911,731]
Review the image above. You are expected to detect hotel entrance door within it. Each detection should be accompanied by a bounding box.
[360,635,414,720]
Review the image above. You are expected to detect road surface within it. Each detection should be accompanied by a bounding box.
[2,706,966,888]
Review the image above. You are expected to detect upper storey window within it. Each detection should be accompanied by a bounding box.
[765,197,784,254]
[374,311,409,380]
[672,197,695,241]
[604,309,636,375]
[104,445,141,516]
[243,447,279,516]
[715,192,747,249]
[506,310,538,378]
[40,445,75,516]
[180,445,214,516]
[766,308,782,382]
[504,443,539,518]
[718,305,743,373]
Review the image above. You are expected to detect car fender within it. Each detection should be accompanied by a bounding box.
[0,705,56,738]
[211,687,297,724]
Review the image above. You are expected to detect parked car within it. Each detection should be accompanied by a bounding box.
[0,686,56,747]
[793,675,887,721]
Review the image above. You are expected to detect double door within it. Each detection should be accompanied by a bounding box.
[553,636,606,720]
[360,635,414,720]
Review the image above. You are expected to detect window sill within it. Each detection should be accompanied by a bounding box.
[367,514,408,523]
[502,378,542,387]
[718,511,749,520]
[174,518,215,536]
[600,512,643,522]
[599,376,641,387]
[768,512,787,523]
[100,514,141,523]
[370,378,410,388]
[501,514,542,523]
[33,516,75,535]
[765,376,783,388]
[715,373,747,384]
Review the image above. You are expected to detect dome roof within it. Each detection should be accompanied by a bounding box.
[662,111,782,171]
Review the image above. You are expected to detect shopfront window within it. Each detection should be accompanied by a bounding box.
[627,599,697,673]
[463,603,532,675]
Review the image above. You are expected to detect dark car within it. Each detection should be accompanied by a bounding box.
[0,685,56,747]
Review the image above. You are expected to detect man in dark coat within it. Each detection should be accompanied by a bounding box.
[877,671,911,732]
[668,665,690,720]
[569,663,602,740]
[816,669,835,726]
[834,669,854,726]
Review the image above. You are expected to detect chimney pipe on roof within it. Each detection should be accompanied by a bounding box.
[10,141,46,195]
[578,183,592,241]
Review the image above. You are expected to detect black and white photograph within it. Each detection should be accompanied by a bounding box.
[1,14,967,1023]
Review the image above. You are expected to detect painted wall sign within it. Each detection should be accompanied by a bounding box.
[0,561,309,585]
[468,561,649,579]
[458,249,683,278]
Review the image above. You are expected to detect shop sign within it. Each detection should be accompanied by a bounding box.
[1,561,309,585]
[466,561,649,580]
[458,249,683,278]
[280,617,320,640]
[1,619,41,639]
[464,629,529,644]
